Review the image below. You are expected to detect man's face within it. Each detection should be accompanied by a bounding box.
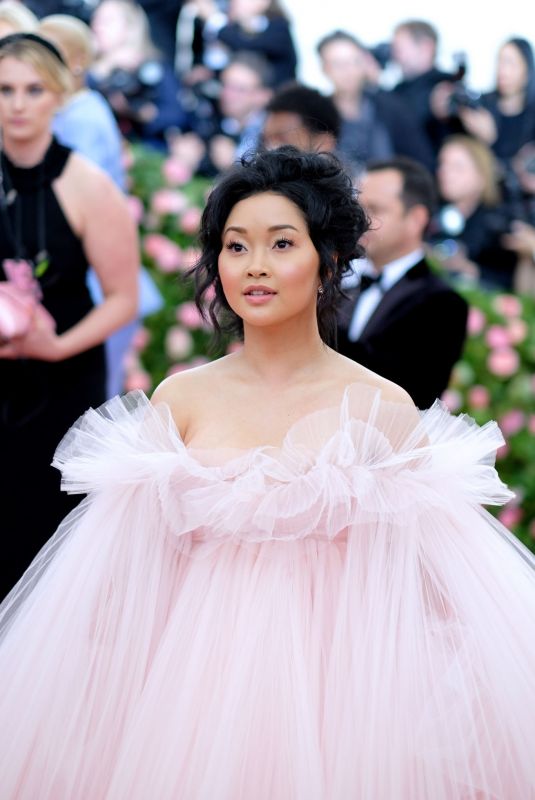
[391,29,435,78]
[219,64,265,121]
[359,169,415,268]
[262,111,334,151]
[320,40,367,94]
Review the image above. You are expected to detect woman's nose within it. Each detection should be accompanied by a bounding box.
[246,249,270,277]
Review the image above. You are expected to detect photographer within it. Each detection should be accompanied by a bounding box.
[432,38,535,176]
[427,135,517,290]
[389,19,460,160]
[89,0,188,149]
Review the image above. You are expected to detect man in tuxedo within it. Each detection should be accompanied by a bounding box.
[337,157,468,408]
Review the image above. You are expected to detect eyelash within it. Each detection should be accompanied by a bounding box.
[224,237,294,252]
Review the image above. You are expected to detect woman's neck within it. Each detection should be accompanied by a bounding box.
[3,131,53,168]
[453,195,480,219]
[237,318,330,388]
[498,89,525,115]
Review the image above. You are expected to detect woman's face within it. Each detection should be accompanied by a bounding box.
[230,0,271,22]
[0,56,61,144]
[497,43,528,97]
[92,2,127,53]
[218,192,321,334]
[437,143,485,205]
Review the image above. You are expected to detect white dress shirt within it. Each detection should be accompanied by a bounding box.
[347,249,424,342]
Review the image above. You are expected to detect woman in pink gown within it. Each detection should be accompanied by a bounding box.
[1,146,535,799]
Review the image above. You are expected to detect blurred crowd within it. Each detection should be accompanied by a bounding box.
[5,0,535,293]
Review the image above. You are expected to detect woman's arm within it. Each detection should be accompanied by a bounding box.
[0,155,139,362]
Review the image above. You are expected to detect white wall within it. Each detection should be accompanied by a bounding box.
[283,1,534,93]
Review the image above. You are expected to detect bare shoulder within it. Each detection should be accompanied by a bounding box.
[331,352,416,408]
[151,357,232,439]
[60,152,121,203]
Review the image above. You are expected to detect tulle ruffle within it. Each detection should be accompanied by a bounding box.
[53,385,513,549]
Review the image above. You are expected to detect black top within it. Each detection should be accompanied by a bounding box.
[0,137,94,336]
[481,91,535,163]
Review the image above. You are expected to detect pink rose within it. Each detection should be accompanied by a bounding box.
[227,340,243,354]
[3,258,36,293]
[467,306,487,336]
[166,363,191,376]
[143,234,183,272]
[124,368,152,393]
[441,388,462,412]
[188,356,209,368]
[204,284,216,303]
[180,206,202,235]
[493,294,522,318]
[131,326,151,352]
[162,157,192,186]
[121,147,134,171]
[485,324,510,349]
[176,301,205,329]
[126,195,144,224]
[487,347,519,377]
[151,188,188,216]
[181,247,202,271]
[498,506,523,528]
[499,409,525,436]
[165,326,194,360]
[496,442,510,460]
[467,385,490,410]
[507,318,528,345]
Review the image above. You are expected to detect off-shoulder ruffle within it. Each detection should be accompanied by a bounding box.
[52,385,513,544]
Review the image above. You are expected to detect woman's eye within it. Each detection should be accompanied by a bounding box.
[28,86,44,96]
[225,240,245,253]
[274,238,293,250]
[0,86,13,96]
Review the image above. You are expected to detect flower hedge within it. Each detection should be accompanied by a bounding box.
[125,144,535,552]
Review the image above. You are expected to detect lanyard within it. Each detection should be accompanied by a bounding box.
[0,153,49,276]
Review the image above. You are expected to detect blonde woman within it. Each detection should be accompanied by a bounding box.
[89,0,187,148]
[430,134,517,289]
[0,33,138,596]
[39,14,164,397]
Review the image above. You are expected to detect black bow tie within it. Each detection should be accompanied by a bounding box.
[359,273,383,292]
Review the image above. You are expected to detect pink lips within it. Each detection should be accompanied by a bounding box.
[243,284,277,305]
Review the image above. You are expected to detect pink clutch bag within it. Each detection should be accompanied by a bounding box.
[0,259,56,341]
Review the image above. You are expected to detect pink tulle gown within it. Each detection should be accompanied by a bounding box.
[1,383,535,799]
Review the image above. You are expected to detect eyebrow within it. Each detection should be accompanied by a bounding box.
[223,224,299,235]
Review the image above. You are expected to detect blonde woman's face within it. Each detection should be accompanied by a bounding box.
[437,144,486,204]
[92,2,127,52]
[0,56,61,143]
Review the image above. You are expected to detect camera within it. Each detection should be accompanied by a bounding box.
[447,52,482,114]
[448,85,483,114]
[98,61,165,115]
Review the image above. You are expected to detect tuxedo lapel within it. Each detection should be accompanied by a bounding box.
[337,286,360,332]
[358,260,430,339]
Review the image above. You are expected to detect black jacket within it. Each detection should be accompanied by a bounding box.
[336,259,468,409]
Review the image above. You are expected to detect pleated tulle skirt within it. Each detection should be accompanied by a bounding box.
[1,491,534,799]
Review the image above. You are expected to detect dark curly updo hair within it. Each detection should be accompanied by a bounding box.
[194,146,369,344]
